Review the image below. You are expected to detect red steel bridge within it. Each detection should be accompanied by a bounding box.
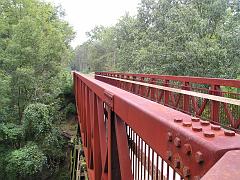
[73,71,240,180]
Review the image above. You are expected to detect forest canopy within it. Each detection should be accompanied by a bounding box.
[0,0,75,179]
[72,0,240,79]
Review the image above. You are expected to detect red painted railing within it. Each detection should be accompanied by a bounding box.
[74,72,240,180]
[95,72,240,131]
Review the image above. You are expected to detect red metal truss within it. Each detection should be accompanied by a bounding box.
[74,72,240,180]
[95,72,240,131]
[95,72,240,88]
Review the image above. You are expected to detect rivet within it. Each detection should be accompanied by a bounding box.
[195,151,204,164]
[168,132,173,142]
[183,166,190,177]
[167,151,172,161]
[224,130,235,136]
[183,121,192,127]
[183,144,192,155]
[173,159,181,168]
[192,126,202,132]
[191,117,200,122]
[200,120,210,126]
[174,118,183,123]
[211,124,221,131]
[174,137,181,147]
[203,131,215,138]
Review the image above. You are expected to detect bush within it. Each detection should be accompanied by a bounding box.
[23,103,51,141]
[6,143,47,178]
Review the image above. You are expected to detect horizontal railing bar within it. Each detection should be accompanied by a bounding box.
[96,75,240,106]
[96,72,240,88]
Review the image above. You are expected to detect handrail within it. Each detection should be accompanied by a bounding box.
[96,72,240,88]
[95,72,240,130]
[74,72,240,180]
[96,75,240,106]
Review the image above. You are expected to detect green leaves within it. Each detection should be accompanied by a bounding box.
[23,103,51,141]
[0,123,24,145]
[41,128,66,159]
[75,0,240,79]
[0,0,75,179]
[0,0,75,119]
[0,71,11,111]
[6,143,47,178]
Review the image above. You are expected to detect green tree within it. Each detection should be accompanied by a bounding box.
[0,0,75,178]
[78,0,240,78]
[73,25,118,72]
[6,143,47,179]
[23,103,51,142]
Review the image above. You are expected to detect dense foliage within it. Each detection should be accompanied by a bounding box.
[0,0,75,179]
[72,0,240,78]
[6,143,47,178]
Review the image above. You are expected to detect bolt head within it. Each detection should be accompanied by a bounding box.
[192,126,202,132]
[167,151,172,161]
[173,159,181,168]
[183,121,192,127]
[224,130,235,136]
[211,124,221,131]
[183,144,192,155]
[203,131,215,138]
[195,151,204,164]
[191,117,200,122]
[168,132,173,142]
[200,120,210,126]
[174,118,183,123]
[174,137,181,147]
[183,166,190,177]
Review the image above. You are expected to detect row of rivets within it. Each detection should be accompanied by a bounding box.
[170,157,192,177]
[175,117,236,137]
[167,150,203,166]
[167,132,203,177]
[169,134,192,155]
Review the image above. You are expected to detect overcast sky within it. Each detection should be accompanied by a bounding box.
[45,0,139,47]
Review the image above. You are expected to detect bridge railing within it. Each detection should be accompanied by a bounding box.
[74,72,240,180]
[95,72,240,131]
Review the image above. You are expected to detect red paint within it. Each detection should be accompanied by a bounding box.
[95,72,240,131]
[74,72,240,179]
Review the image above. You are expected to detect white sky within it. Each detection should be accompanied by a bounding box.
[45,0,139,47]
